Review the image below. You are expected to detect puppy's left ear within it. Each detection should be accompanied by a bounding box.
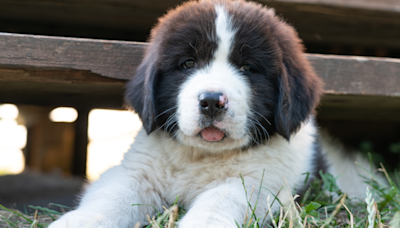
[124,47,158,134]
[273,22,323,140]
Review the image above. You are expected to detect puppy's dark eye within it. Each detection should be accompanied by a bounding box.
[239,65,255,72]
[181,60,195,70]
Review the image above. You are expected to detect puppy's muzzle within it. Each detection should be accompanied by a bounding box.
[198,92,228,119]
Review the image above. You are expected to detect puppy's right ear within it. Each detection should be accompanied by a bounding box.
[124,48,158,134]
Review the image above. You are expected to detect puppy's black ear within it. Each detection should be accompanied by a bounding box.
[273,22,323,140]
[124,49,158,134]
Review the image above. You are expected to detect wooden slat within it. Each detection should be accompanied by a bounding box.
[0,33,400,115]
[307,54,400,97]
[0,0,399,51]
[261,0,400,12]
[0,32,146,80]
[0,33,144,108]
[261,1,400,50]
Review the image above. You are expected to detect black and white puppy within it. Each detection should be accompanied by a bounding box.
[50,0,370,227]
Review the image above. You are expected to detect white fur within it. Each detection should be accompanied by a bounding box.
[177,6,252,152]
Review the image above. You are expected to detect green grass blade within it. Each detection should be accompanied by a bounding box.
[48,203,71,209]
[302,172,310,184]
[235,220,241,228]
[28,205,62,220]
[173,195,180,205]
[0,204,44,228]
[29,220,38,228]
[249,169,266,223]
[0,214,18,228]
[28,205,62,215]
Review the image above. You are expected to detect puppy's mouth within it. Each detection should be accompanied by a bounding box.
[200,127,225,142]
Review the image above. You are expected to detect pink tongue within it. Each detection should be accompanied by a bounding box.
[201,127,225,142]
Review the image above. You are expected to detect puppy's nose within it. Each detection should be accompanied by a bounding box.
[198,92,228,118]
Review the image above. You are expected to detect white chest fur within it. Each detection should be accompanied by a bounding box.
[122,119,317,209]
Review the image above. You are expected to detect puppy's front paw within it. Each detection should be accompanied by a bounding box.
[49,210,112,228]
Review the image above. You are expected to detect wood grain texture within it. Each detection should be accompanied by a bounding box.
[0,33,399,117]
[307,54,400,97]
[0,32,146,80]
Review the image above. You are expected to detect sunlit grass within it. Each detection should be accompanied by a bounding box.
[2,162,397,228]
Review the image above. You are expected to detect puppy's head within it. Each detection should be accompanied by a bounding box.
[125,0,323,152]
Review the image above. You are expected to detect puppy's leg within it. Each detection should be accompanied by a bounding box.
[49,165,163,228]
[179,179,249,228]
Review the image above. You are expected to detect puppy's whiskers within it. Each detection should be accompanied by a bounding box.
[154,106,177,120]
[248,114,270,145]
[252,110,272,125]
[165,129,180,144]
[246,120,261,145]
[154,112,177,134]
[167,122,179,134]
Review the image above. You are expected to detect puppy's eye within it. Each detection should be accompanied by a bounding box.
[239,65,255,72]
[181,60,195,70]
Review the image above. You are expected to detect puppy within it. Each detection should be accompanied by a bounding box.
[50,0,370,227]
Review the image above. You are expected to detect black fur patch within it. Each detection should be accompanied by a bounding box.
[312,136,329,178]
[295,133,329,200]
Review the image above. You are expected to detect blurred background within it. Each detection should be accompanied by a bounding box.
[0,0,399,211]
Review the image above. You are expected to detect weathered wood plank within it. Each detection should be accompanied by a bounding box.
[0,33,399,113]
[307,54,400,97]
[262,1,400,51]
[261,0,400,12]
[0,32,146,80]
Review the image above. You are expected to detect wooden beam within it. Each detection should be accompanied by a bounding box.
[307,54,400,97]
[0,0,399,50]
[260,1,400,50]
[0,33,142,108]
[261,0,400,12]
[0,33,400,118]
[72,108,90,177]
[0,32,145,80]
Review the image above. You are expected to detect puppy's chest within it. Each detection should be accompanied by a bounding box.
[154,152,268,204]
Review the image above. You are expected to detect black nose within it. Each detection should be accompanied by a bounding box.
[198,92,227,118]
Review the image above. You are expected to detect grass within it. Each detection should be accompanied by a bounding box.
[0,204,68,228]
[1,164,399,228]
[237,163,400,228]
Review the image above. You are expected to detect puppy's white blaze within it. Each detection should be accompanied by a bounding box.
[176,5,252,151]
[213,5,235,64]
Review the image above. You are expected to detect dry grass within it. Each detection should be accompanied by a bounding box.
[0,208,58,228]
[1,163,398,228]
